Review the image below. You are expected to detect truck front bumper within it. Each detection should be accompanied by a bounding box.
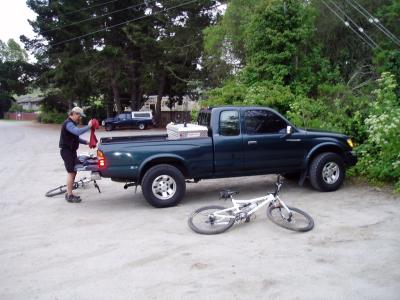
[344,151,357,166]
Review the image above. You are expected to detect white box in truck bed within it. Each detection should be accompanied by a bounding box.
[166,123,208,140]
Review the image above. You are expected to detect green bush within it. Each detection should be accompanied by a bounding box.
[204,79,296,115]
[38,110,66,124]
[8,102,24,112]
[354,72,400,191]
[287,84,370,142]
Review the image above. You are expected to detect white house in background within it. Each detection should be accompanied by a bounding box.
[15,95,43,111]
[139,95,199,112]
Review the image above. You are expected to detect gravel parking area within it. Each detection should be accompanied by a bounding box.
[0,120,399,299]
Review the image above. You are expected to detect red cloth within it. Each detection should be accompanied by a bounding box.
[89,118,100,149]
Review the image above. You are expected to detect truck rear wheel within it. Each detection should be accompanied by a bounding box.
[141,164,186,208]
[138,123,146,130]
[309,152,345,192]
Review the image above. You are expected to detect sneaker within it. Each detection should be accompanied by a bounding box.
[65,193,82,203]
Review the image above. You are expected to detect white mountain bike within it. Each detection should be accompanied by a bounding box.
[188,175,314,234]
[45,154,101,197]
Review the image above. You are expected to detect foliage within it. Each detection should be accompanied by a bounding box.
[37,110,66,124]
[202,0,400,190]
[8,103,24,113]
[0,39,28,62]
[354,72,400,191]
[0,95,13,118]
[24,0,218,123]
[0,38,36,114]
[287,83,370,141]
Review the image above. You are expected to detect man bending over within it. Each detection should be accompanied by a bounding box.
[59,107,92,203]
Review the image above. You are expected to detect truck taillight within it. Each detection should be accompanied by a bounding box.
[97,150,106,168]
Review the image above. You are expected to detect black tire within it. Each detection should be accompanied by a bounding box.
[105,123,113,131]
[267,205,314,232]
[141,164,186,208]
[138,123,146,130]
[309,152,345,191]
[188,205,235,235]
[45,185,67,197]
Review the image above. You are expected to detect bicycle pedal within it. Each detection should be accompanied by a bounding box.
[245,214,256,223]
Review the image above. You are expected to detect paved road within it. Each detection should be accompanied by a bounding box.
[0,120,399,300]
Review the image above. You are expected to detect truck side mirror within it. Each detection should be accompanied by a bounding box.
[286,125,293,135]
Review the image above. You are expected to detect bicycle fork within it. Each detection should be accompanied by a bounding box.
[274,196,293,222]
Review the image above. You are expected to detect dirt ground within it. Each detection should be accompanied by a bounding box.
[0,120,399,300]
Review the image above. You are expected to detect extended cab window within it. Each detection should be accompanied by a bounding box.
[198,111,211,127]
[245,110,287,134]
[220,110,240,136]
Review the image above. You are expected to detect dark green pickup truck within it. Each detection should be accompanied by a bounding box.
[96,106,357,208]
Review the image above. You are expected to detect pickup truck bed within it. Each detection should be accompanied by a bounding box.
[101,134,169,144]
[99,135,214,182]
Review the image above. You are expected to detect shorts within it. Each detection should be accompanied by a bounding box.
[60,148,78,173]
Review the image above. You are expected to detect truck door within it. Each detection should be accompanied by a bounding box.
[115,113,129,128]
[213,110,244,175]
[243,109,305,172]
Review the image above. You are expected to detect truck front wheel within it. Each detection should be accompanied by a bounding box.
[309,152,345,192]
[105,124,113,131]
[141,164,186,208]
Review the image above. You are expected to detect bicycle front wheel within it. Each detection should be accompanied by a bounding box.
[267,206,314,232]
[188,205,235,235]
[45,185,67,197]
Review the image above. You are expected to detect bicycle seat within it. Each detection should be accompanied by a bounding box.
[219,189,239,199]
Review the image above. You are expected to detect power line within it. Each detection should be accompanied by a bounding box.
[346,0,400,47]
[51,0,199,47]
[328,0,379,48]
[320,0,375,49]
[61,0,124,16]
[43,0,152,34]
[349,0,400,44]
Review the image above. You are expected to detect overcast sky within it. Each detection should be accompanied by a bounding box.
[0,0,36,44]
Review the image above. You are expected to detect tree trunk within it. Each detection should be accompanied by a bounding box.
[106,89,113,118]
[111,77,122,114]
[156,70,167,128]
[130,64,141,111]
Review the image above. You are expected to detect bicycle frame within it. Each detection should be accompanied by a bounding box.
[188,175,314,234]
[212,193,291,221]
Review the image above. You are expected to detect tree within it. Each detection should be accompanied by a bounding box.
[0,39,28,62]
[24,0,216,124]
[0,38,34,118]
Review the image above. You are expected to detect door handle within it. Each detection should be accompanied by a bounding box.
[286,139,301,142]
[248,140,258,145]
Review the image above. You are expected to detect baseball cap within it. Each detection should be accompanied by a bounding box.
[71,106,86,117]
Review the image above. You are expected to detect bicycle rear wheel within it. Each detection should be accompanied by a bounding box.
[45,181,80,197]
[267,205,314,232]
[45,185,68,197]
[188,205,235,235]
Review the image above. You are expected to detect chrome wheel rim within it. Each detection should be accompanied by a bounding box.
[152,175,176,200]
[322,162,340,184]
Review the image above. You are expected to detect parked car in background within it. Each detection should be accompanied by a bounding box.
[102,111,154,131]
